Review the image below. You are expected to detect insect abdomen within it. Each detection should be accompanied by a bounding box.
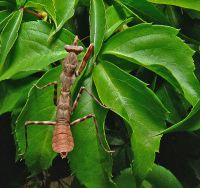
[52,124,74,158]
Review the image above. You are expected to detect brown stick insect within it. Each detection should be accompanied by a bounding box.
[25,36,113,158]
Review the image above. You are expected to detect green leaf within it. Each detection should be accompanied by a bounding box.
[105,4,133,40]
[148,0,200,12]
[49,0,76,38]
[156,83,189,124]
[114,0,145,23]
[69,77,115,188]
[115,168,137,188]
[93,61,167,181]
[144,164,183,188]
[157,85,180,123]
[115,165,183,188]
[0,12,13,31]
[162,100,200,133]
[118,0,170,24]
[0,10,23,66]
[16,0,26,7]
[0,1,14,7]
[0,10,11,21]
[25,0,76,38]
[102,54,139,72]
[25,0,56,22]
[0,21,75,81]
[90,0,106,59]
[101,23,200,106]
[0,77,37,115]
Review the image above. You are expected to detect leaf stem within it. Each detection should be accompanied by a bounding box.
[21,7,44,19]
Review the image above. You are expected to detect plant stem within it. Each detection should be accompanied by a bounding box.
[22,7,44,19]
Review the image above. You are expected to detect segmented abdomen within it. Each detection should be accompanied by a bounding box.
[52,124,74,158]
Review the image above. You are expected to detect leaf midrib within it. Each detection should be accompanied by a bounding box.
[99,65,132,122]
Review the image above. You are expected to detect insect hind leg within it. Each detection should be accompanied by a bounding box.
[23,121,56,154]
[70,114,114,153]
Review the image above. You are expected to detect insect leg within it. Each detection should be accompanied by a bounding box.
[24,121,56,153]
[72,86,109,113]
[70,114,114,153]
[34,81,58,105]
[25,121,56,125]
[76,43,94,76]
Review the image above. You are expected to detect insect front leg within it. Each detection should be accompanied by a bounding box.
[34,81,58,105]
[70,114,114,153]
[76,43,94,76]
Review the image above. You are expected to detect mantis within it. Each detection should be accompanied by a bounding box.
[25,36,112,158]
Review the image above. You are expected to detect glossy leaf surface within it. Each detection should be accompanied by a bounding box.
[115,165,182,188]
[0,77,37,115]
[90,0,106,59]
[0,10,11,20]
[101,23,200,106]
[105,4,133,40]
[145,164,183,188]
[0,21,75,81]
[16,0,26,7]
[115,168,137,188]
[0,10,23,66]
[93,61,167,180]
[0,11,13,31]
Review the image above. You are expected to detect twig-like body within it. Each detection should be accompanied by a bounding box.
[25,36,112,158]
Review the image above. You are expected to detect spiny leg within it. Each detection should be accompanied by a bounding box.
[70,114,114,153]
[25,121,56,125]
[34,81,58,105]
[72,86,109,113]
[24,121,56,153]
[76,43,94,76]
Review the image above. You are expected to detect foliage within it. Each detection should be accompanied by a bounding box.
[0,0,200,187]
